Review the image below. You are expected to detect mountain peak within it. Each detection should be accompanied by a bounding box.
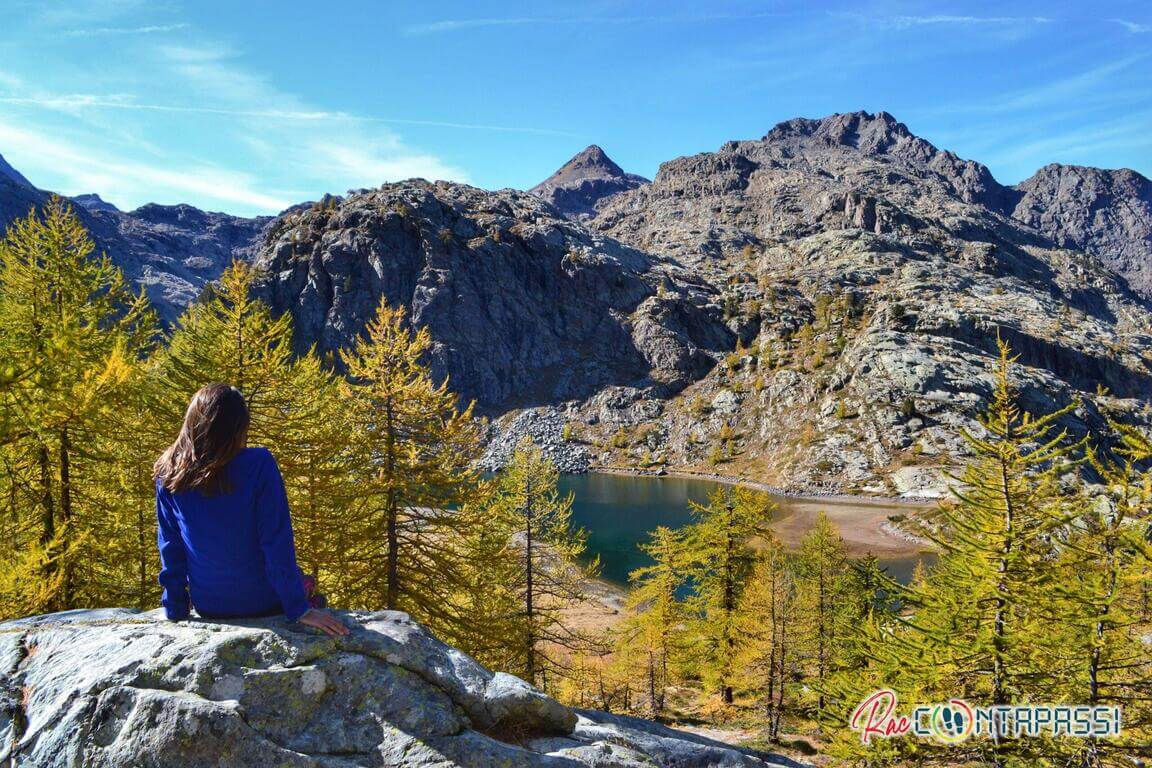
[72,193,120,213]
[529,145,649,220]
[560,145,625,178]
[0,151,34,189]
[762,110,915,153]
[532,145,631,193]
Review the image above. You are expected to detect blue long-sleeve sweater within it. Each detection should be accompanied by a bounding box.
[156,447,310,622]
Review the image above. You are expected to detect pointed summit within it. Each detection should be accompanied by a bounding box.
[530,145,648,220]
[552,145,626,179]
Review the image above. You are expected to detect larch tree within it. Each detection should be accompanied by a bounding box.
[616,525,689,716]
[0,198,154,617]
[338,297,484,639]
[155,261,350,589]
[735,530,796,741]
[882,338,1082,768]
[793,511,853,722]
[680,485,775,705]
[1053,422,1152,766]
[478,439,595,689]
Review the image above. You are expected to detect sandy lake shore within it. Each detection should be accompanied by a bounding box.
[590,465,936,559]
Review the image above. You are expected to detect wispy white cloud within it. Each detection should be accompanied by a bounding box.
[404,11,785,36]
[926,54,1148,116]
[1110,18,1150,33]
[62,22,188,37]
[977,111,1152,172]
[887,15,1052,29]
[0,93,580,137]
[0,121,290,211]
[0,30,481,214]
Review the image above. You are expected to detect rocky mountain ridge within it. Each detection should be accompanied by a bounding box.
[0,609,799,767]
[1010,163,1152,294]
[2,112,1151,491]
[0,164,269,321]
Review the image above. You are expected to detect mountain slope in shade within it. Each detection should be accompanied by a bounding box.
[0,151,33,188]
[529,145,649,220]
[0,157,269,322]
[72,193,120,213]
[1010,163,1152,294]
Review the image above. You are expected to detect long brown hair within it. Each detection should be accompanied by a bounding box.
[154,384,250,494]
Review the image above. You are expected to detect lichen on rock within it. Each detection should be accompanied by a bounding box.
[0,609,798,767]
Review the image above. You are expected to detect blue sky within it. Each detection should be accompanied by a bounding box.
[0,0,1148,217]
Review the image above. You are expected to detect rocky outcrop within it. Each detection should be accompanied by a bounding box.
[252,181,731,412]
[0,609,798,767]
[2,114,1152,487]
[1011,164,1152,295]
[592,111,1027,274]
[569,113,1152,489]
[529,146,648,221]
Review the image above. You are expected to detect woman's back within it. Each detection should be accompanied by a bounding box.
[157,446,309,621]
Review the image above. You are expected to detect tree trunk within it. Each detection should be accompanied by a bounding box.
[384,400,399,610]
[524,476,536,686]
[58,427,74,607]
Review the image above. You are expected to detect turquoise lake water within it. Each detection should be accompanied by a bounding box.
[558,473,935,587]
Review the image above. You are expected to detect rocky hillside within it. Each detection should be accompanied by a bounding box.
[548,112,1152,493]
[253,181,731,411]
[1010,164,1152,295]
[0,609,801,767]
[529,145,648,220]
[2,113,1151,492]
[0,159,269,321]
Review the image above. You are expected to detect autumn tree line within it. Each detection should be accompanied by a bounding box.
[0,199,590,688]
[585,340,1151,767]
[2,200,1150,766]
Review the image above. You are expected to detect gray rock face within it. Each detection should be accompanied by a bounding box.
[252,180,731,412]
[529,145,649,221]
[1011,164,1152,295]
[2,118,1152,489]
[0,609,796,767]
[574,113,1152,489]
[593,111,1022,273]
[83,203,272,321]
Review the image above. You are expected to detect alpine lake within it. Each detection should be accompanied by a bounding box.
[560,472,936,587]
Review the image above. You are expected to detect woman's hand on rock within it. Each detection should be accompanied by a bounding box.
[298,608,349,637]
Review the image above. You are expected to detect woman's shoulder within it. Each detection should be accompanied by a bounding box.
[235,446,275,464]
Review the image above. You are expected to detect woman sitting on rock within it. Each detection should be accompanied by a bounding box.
[153,383,348,637]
